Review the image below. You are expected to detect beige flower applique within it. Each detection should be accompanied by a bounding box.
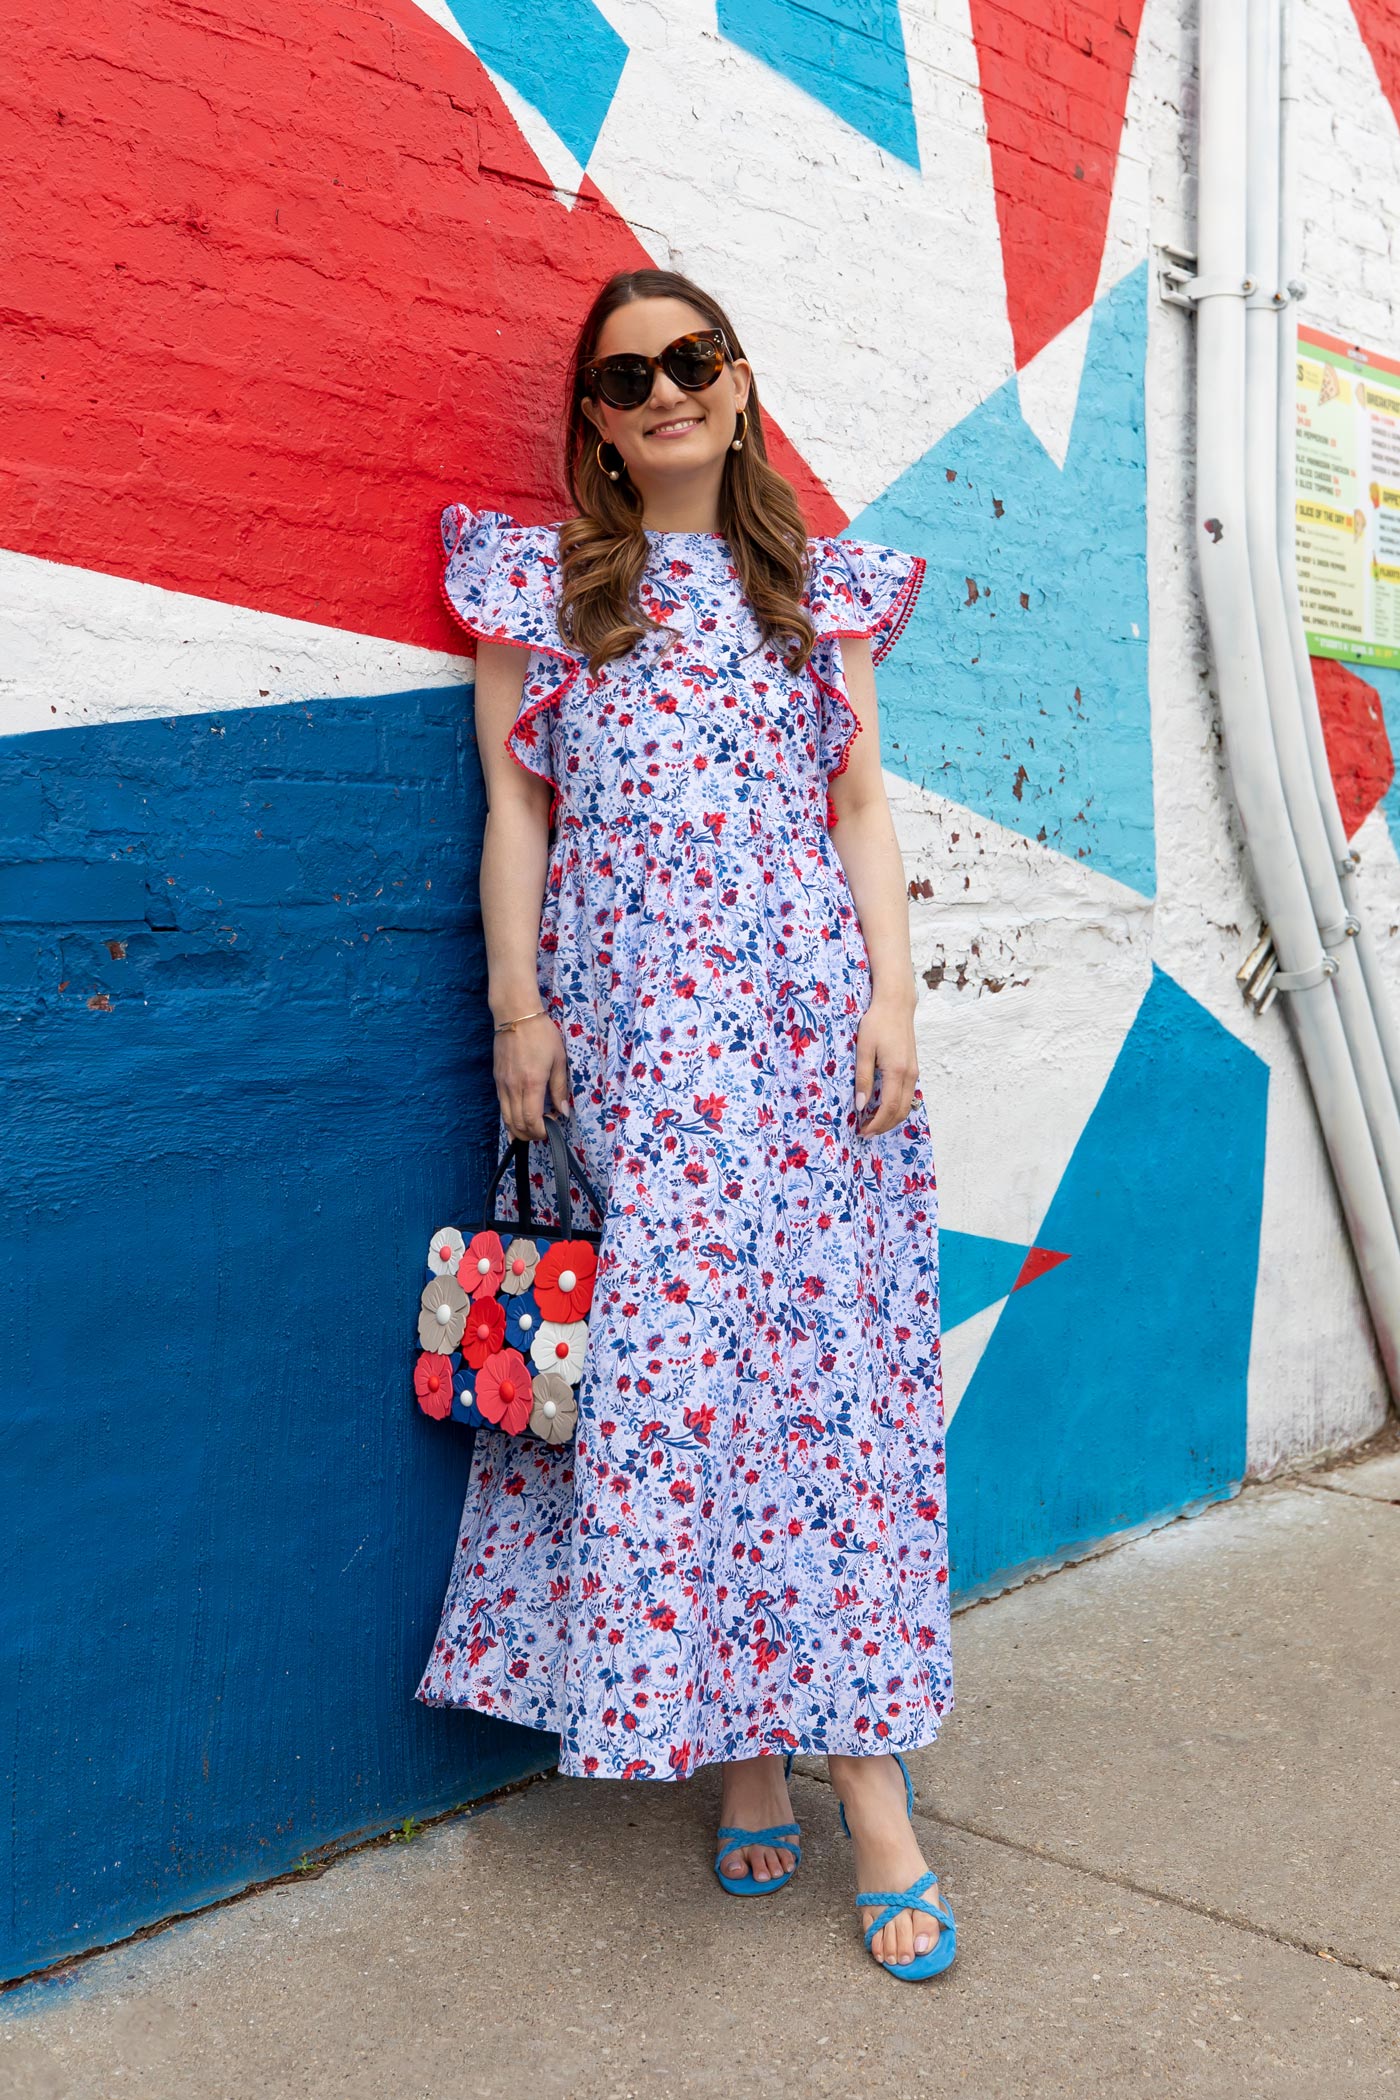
[529,1373,578,1444]
[500,1236,541,1295]
[419,1273,469,1352]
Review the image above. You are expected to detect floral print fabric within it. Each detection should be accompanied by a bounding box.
[415,507,953,1779]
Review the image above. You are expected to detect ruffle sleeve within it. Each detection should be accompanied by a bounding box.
[439,504,583,825]
[803,535,926,828]
[803,535,926,666]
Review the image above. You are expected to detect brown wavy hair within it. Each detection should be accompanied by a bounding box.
[556,270,817,679]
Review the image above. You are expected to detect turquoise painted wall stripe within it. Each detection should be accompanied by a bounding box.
[948,965,1268,1599]
[718,0,920,168]
[847,264,1154,894]
[441,0,628,167]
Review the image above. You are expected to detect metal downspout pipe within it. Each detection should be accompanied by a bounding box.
[1273,0,1400,1115]
[1244,0,1400,1229]
[1194,0,1400,1396]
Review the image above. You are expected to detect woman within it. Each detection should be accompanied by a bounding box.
[416,268,955,1981]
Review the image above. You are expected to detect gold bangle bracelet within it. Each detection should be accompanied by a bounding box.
[493,1007,548,1033]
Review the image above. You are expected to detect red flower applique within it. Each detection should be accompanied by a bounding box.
[475,1348,533,1435]
[458,1229,505,1300]
[414,1351,455,1420]
[533,1239,597,1322]
[462,1295,507,1368]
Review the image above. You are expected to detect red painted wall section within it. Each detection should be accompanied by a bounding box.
[1351,0,1400,127]
[1311,655,1396,837]
[0,0,843,656]
[968,0,1146,371]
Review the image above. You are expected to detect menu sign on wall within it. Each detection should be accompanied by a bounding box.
[1296,325,1400,671]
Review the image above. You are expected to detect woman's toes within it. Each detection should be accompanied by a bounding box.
[873,1912,915,1965]
[719,1837,797,1882]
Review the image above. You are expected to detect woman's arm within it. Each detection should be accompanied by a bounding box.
[474,639,572,1143]
[826,633,921,1139]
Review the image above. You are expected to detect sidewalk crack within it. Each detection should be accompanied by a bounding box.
[1293,1479,1400,1509]
[791,1768,1399,1988]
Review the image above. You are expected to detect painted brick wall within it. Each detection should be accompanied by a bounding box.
[0,688,570,1977]
[3,0,1399,1978]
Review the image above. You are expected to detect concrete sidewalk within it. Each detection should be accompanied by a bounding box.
[4,1442,1399,2099]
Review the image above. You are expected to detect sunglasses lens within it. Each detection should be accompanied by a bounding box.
[664,335,725,391]
[587,333,726,410]
[596,360,651,409]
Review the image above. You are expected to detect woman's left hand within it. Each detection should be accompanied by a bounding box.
[852,991,920,1138]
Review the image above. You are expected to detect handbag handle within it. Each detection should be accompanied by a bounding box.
[481,1110,605,1236]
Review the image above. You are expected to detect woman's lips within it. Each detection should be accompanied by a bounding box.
[646,417,704,439]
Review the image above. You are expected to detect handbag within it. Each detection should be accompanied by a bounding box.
[413,1109,605,1445]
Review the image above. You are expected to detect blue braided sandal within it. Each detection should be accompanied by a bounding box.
[713,1750,801,1896]
[837,1750,956,1980]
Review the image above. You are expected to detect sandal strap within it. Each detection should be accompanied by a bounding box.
[856,1871,954,1944]
[715,1823,801,1866]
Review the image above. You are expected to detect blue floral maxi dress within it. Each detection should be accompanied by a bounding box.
[415,507,953,1781]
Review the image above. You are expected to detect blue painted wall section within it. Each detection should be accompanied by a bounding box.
[847,263,1154,894]
[942,1227,1036,1331]
[947,965,1268,1601]
[718,0,921,169]
[1370,666,1400,862]
[442,0,628,168]
[0,691,557,1983]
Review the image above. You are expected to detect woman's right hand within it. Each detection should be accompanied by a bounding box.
[494,1011,572,1143]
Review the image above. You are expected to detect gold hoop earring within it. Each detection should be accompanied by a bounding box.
[596,439,624,483]
[730,410,748,453]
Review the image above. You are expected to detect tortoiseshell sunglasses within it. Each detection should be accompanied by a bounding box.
[582,328,731,411]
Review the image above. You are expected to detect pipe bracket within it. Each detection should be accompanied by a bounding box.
[1271,954,1341,992]
[1161,267,1257,308]
[1319,915,1361,945]
[1237,927,1341,1014]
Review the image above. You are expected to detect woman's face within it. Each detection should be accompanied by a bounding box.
[580,296,752,491]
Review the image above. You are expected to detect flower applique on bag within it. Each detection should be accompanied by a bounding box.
[414,1111,604,1446]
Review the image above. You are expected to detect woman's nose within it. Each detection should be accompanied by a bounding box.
[645,370,688,413]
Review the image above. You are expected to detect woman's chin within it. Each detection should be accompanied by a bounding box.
[632,441,724,481]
